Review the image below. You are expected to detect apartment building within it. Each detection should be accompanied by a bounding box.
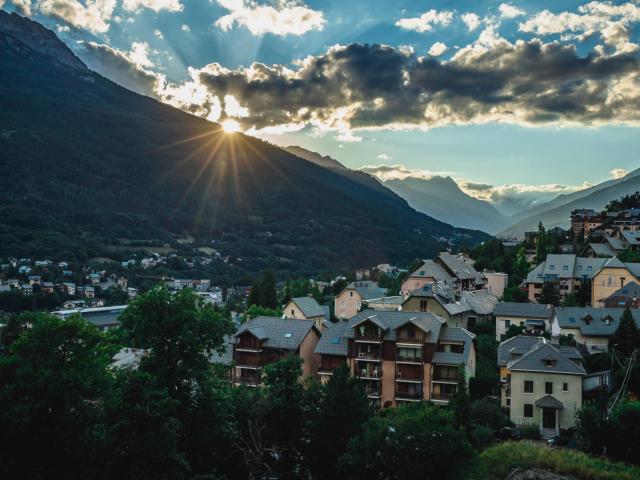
[283,296,330,331]
[232,316,321,386]
[494,302,554,341]
[314,309,476,408]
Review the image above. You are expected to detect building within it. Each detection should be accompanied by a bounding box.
[402,283,498,329]
[591,257,640,306]
[283,296,330,330]
[603,281,640,308]
[314,309,476,408]
[52,305,127,331]
[494,302,554,341]
[400,260,453,297]
[232,316,321,386]
[551,307,640,353]
[334,281,387,319]
[484,272,508,298]
[498,336,586,437]
[436,252,485,291]
[366,296,404,311]
[62,282,76,295]
[570,209,604,237]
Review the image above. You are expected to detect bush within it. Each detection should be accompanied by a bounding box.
[471,425,494,450]
[520,423,541,440]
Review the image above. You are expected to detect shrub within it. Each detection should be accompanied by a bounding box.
[520,423,541,440]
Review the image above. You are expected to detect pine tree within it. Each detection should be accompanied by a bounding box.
[610,307,640,357]
[536,221,547,264]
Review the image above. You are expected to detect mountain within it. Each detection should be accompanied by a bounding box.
[499,168,640,237]
[283,145,348,172]
[0,11,488,279]
[383,176,508,233]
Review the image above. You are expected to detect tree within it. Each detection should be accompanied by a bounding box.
[502,285,528,303]
[576,389,609,456]
[561,292,579,307]
[450,366,471,433]
[308,364,371,479]
[248,270,278,310]
[120,287,234,401]
[609,307,640,357]
[339,403,474,480]
[536,221,547,264]
[0,313,111,479]
[608,400,640,465]
[538,282,560,306]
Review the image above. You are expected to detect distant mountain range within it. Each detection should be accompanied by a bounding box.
[498,168,640,237]
[0,11,488,278]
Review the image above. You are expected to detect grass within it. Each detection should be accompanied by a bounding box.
[467,441,640,480]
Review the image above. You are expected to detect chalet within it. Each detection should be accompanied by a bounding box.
[334,281,387,320]
[232,316,321,386]
[314,310,476,408]
[551,307,640,353]
[498,336,586,437]
[494,302,554,341]
[436,252,485,291]
[400,260,453,297]
[283,296,329,330]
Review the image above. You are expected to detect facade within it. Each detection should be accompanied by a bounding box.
[484,272,508,298]
[436,252,485,291]
[334,281,387,319]
[314,309,476,408]
[498,336,586,436]
[570,209,604,237]
[400,259,453,298]
[603,281,640,308]
[232,316,321,386]
[591,257,640,306]
[402,283,498,329]
[551,307,640,353]
[494,302,554,341]
[52,305,127,331]
[283,296,329,330]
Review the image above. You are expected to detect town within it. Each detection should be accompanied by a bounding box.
[3,196,640,479]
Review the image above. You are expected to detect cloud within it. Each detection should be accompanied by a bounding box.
[395,9,453,33]
[181,24,190,32]
[78,41,165,96]
[610,168,629,179]
[122,0,182,12]
[461,12,481,31]
[519,2,640,53]
[38,0,116,33]
[428,41,448,56]
[156,37,640,136]
[215,0,325,36]
[358,164,452,181]
[499,3,525,19]
[154,29,163,39]
[377,153,392,161]
[11,0,32,16]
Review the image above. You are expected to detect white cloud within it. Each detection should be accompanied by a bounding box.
[335,131,362,142]
[499,3,525,19]
[154,29,163,39]
[122,0,183,13]
[39,0,116,34]
[129,41,154,68]
[358,164,454,181]
[215,0,325,36]
[611,168,629,179]
[377,153,392,161]
[181,24,190,32]
[11,0,32,16]
[461,12,481,31]
[395,9,454,33]
[428,41,448,56]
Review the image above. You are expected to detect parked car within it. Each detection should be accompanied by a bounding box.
[495,426,523,441]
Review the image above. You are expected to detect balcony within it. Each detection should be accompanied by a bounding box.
[356,351,381,362]
[235,352,264,369]
[395,390,422,401]
[357,369,381,380]
[364,385,381,397]
[236,373,261,386]
[396,364,423,382]
[431,392,454,402]
[432,366,459,383]
[396,353,422,364]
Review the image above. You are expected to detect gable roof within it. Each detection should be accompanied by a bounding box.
[314,320,350,356]
[235,316,316,350]
[543,254,576,279]
[507,339,586,376]
[345,309,445,343]
[494,302,554,319]
[586,243,615,257]
[404,283,498,316]
[288,296,326,318]
[605,281,640,303]
[621,230,640,246]
[437,252,481,281]
[344,281,387,300]
[408,259,454,283]
[605,235,626,251]
[535,395,564,409]
[497,335,544,366]
[554,307,640,337]
[432,327,476,366]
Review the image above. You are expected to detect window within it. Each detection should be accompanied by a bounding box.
[419,300,428,312]
[545,359,554,367]
[291,309,295,316]
[505,319,511,329]
[621,277,626,286]
[562,383,568,392]
[349,291,353,297]
[467,316,477,328]
[506,398,511,406]
[545,382,553,394]
[524,404,533,418]
[524,380,534,393]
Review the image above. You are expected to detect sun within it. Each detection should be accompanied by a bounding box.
[221,119,241,133]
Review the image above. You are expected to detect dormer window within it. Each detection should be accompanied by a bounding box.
[583,314,593,325]
[563,265,569,271]
[545,359,555,368]
[550,265,555,270]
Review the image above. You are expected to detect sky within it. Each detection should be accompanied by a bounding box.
[2,0,640,214]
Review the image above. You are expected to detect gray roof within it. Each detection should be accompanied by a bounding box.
[404,283,497,316]
[234,316,316,350]
[574,257,608,278]
[408,259,454,283]
[621,230,640,246]
[605,235,626,251]
[368,295,404,306]
[345,281,388,300]
[458,289,498,315]
[314,320,350,356]
[494,302,554,319]
[497,335,544,366]
[543,254,576,279]
[586,243,616,257]
[605,281,640,303]
[432,327,476,366]
[525,262,546,284]
[554,307,640,337]
[289,296,326,318]
[535,395,564,409]
[438,252,481,281]
[344,309,445,343]
[507,339,586,376]
[209,335,235,365]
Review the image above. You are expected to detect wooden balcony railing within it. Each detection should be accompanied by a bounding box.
[431,392,454,401]
[396,354,422,363]
[395,390,422,400]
